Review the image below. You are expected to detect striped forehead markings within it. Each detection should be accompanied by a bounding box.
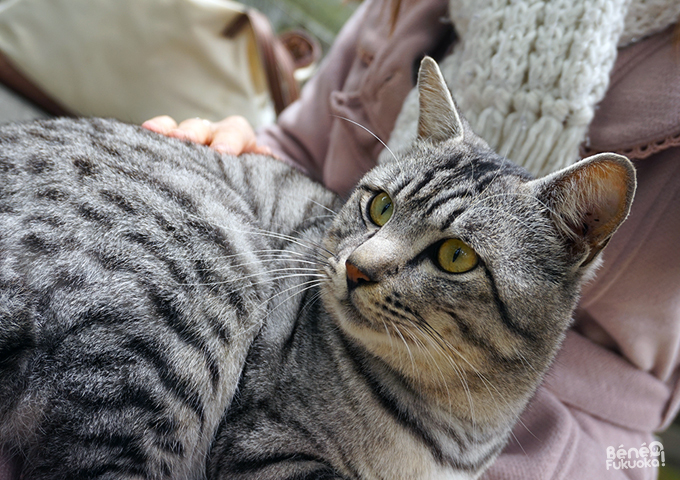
[423,187,475,217]
[395,156,502,196]
[369,155,520,232]
[439,208,468,231]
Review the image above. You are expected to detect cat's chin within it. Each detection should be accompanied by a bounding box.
[319,282,393,347]
[322,290,377,333]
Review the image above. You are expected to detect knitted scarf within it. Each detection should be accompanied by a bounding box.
[383,0,680,176]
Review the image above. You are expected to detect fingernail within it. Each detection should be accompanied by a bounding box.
[141,120,159,132]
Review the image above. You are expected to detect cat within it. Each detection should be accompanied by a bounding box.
[0,57,635,480]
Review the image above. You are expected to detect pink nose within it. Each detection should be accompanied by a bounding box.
[345,260,371,289]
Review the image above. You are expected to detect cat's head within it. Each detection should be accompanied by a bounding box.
[321,57,635,426]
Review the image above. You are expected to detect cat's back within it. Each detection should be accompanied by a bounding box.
[0,118,271,345]
[0,117,242,227]
[0,117,336,479]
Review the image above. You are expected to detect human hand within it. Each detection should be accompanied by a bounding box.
[142,115,274,156]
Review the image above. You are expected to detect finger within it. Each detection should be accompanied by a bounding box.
[210,116,257,155]
[141,115,178,134]
[169,118,213,144]
[252,145,275,157]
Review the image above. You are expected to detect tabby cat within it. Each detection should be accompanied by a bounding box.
[0,58,635,479]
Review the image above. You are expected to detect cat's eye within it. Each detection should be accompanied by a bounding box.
[369,192,393,226]
[437,239,478,273]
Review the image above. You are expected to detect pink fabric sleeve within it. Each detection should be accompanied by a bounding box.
[256,2,369,185]
[581,25,680,160]
[258,0,451,196]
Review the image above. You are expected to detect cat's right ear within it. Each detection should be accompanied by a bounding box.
[417,56,464,144]
[529,153,636,268]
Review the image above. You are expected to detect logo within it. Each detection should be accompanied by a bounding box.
[606,442,665,471]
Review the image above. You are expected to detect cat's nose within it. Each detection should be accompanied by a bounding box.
[345,259,373,292]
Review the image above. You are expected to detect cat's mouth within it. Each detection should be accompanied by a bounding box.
[335,291,385,334]
[345,291,387,331]
[322,254,388,335]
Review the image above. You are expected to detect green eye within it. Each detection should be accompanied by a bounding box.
[437,239,478,273]
[369,192,393,226]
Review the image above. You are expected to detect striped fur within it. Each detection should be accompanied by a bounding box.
[0,58,635,480]
[0,117,339,479]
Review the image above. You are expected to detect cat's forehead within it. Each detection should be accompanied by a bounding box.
[363,142,533,230]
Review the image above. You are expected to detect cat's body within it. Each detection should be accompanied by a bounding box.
[0,114,342,479]
[0,58,635,479]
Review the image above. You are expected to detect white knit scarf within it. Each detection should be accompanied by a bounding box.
[382,0,680,176]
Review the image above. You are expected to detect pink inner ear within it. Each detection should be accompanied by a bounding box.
[579,159,632,240]
[534,153,635,265]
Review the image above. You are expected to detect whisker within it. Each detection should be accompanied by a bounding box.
[183,269,325,288]
[240,226,335,257]
[408,316,476,432]
[176,208,335,258]
[256,279,324,317]
[306,198,338,216]
[332,115,398,164]
[423,327,534,448]
[221,277,325,343]
[512,347,541,377]
[386,317,417,375]
[206,257,326,273]
[300,289,325,317]
[400,323,459,415]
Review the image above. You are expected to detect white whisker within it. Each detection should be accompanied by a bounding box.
[332,115,398,164]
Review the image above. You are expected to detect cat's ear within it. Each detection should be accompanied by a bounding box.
[417,56,464,143]
[529,153,636,267]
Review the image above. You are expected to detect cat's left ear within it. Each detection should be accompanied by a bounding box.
[529,153,636,267]
[417,56,464,143]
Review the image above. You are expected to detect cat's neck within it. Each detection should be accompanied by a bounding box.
[329,311,534,435]
[315,318,511,476]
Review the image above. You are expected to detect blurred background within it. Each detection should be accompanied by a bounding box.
[0,0,358,125]
[240,0,358,53]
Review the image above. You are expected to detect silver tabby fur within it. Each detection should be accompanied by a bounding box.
[0,58,635,479]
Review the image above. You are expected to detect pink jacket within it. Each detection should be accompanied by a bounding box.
[259,1,680,478]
